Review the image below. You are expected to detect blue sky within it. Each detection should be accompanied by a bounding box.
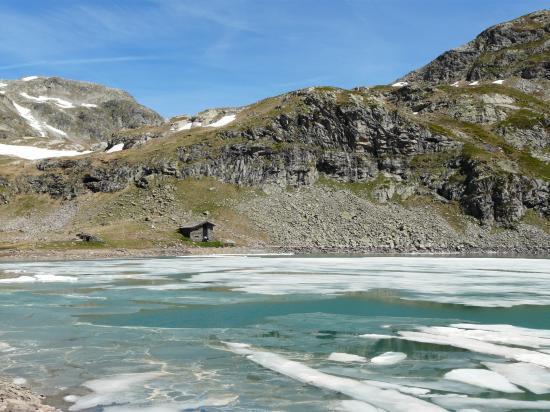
[0,0,547,117]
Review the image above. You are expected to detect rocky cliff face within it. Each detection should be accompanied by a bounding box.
[0,76,163,150]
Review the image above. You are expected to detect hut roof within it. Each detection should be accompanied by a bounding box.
[179,221,216,231]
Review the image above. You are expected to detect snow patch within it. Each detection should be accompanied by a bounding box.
[451,81,460,87]
[208,114,236,128]
[370,352,407,365]
[45,124,67,137]
[391,82,408,87]
[492,80,504,85]
[468,81,479,86]
[0,143,91,160]
[328,352,367,363]
[21,76,39,81]
[0,82,7,87]
[81,103,98,108]
[222,342,446,412]
[20,92,75,109]
[13,102,46,137]
[106,143,124,153]
[444,368,523,393]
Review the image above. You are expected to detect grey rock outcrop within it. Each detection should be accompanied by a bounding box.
[399,10,550,84]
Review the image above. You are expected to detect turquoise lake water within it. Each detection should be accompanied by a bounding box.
[0,256,549,411]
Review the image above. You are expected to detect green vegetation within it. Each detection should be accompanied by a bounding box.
[426,123,456,138]
[37,241,107,250]
[177,235,227,248]
[316,173,393,197]
[498,109,546,130]
[437,84,549,112]
[522,209,550,234]
[436,117,550,180]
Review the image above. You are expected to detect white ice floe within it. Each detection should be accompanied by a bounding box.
[328,352,367,363]
[13,102,46,137]
[443,369,522,393]
[67,372,165,411]
[391,82,408,87]
[160,257,550,307]
[101,395,239,412]
[372,330,550,368]
[483,362,550,394]
[492,80,504,85]
[332,400,385,412]
[20,92,75,109]
[0,273,77,283]
[12,377,27,385]
[431,395,550,411]
[370,352,407,365]
[468,81,479,86]
[451,323,550,340]
[106,143,124,153]
[21,76,39,81]
[362,380,430,396]
[208,114,236,128]
[0,143,91,160]
[81,103,98,108]
[223,342,445,412]
[44,124,67,137]
[417,325,550,349]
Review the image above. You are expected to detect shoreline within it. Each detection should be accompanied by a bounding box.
[0,377,56,412]
[0,245,548,262]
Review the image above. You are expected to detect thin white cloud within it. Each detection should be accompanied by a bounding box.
[0,56,161,71]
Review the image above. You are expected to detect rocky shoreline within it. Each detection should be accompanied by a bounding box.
[0,244,548,262]
[0,378,56,412]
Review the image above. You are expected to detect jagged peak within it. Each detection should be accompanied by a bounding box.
[398,9,550,84]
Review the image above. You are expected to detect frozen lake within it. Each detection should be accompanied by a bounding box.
[0,256,549,411]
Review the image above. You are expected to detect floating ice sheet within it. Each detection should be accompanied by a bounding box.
[370,352,407,365]
[223,342,446,412]
[431,395,550,411]
[67,372,165,411]
[483,362,550,394]
[443,368,522,393]
[328,352,367,363]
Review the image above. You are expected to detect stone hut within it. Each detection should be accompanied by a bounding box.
[179,221,215,242]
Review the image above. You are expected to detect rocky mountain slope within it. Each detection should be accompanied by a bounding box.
[0,76,163,151]
[0,10,548,256]
[399,9,549,84]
